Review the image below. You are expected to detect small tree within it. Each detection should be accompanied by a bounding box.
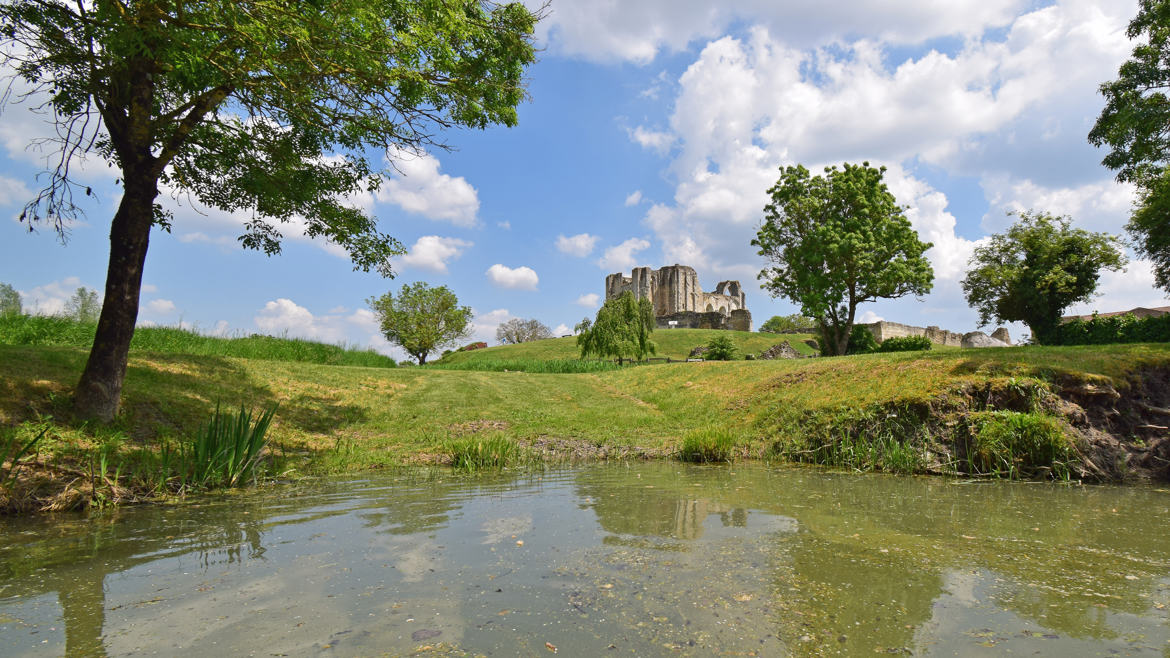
[704,334,738,360]
[368,283,472,366]
[64,287,101,323]
[496,318,553,344]
[577,291,657,365]
[573,316,592,335]
[961,211,1127,344]
[759,314,817,333]
[0,283,21,316]
[753,163,934,356]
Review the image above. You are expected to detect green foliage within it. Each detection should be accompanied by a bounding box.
[447,435,523,471]
[1049,312,1170,345]
[1,425,46,490]
[878,335,933,353]
[966,411,1075,479]
[754,162,934,357]
[678,427,739,463]
[759,314,817,333]
[769,406,929,475]
[961,211,1127,344]
[64,287,101,323]
[428,358,623,373]
[187,405,277,488]
[1089,1,1170,290]
[704,334,738,360]
[0,314,395,366]
[496,317,553,344]
[0,283,21,317]
[577,291,657,364]
[846,325,879,355]
[368,282,473,365]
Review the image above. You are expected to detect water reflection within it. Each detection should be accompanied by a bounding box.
[0,466,1168,656]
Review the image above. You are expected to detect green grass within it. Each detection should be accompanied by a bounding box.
[427,358,624,373]
[446,434,526,470]
[966,411,1075,479]
[437,328,819,368]
[2,341,1168,511]
[678,427,740,462]
[0,314,395,367]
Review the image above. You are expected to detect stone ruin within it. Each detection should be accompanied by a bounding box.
[862,320,1012,348]
[605,264,752,331]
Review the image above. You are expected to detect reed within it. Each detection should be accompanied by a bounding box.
[678,427,739,462]
[447,434,523,470]
[186,404,277,487]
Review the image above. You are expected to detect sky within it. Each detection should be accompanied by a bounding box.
[2,0,1168,360]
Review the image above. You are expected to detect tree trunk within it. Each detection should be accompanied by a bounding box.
[74,179,158,422]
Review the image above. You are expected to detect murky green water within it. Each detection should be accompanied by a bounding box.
[2,464,1169,656]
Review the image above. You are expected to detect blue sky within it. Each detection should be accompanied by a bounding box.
[2,0,1167,359]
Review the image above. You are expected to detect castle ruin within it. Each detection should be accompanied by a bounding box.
[605,264,752,331]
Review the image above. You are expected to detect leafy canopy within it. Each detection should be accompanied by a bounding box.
[961,211,1127,344]
[496,317,553,344]
[368,282,472,365]
[1,0,539,269]
[64,287,101,323]
[758,314,817,334]
[753,162,934,357]
[0,283,21,317]
[1088,0,1170,291]
[703,334,737,361]
[577,291,657,364]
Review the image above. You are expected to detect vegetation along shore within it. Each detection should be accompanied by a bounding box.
[3,318,1168,515]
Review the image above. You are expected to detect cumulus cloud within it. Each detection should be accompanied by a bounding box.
[0,175,32,209]
[576,293,601,308]
[628,126,675,154]
[624,190,644,207]
[980,176,1138,234]
[19,276,88,315]
[377,148,480,226]
[486,264,539,290]
[597,237,651,272]
[399,235,473,273]
[254,298,349,343]
[556,233,600,257]
[144,299,177,315]
[552,323,571,336]
[469,308,513,344]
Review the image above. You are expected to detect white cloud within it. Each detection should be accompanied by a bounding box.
[377,148,480,226]
[486,264,539,290]
[399,235,473,274]
[470,308,513,344]
[597,237,651,272]
[552,323,571,336]
[980,176,1138,234]
[210,320,231,337]
[0,175,31,209]
[145,299,177,315]
[19,275,89,315]
[177,231,234,246]
[1064,259,1170,316]
[628,126,675,154]
[576,292,601,308]
[254,298,346,343]
[497,220,512,230]
[141,284,158,294]
[858,310,884,324]
[556,233,600,257]
[624,190,644,207]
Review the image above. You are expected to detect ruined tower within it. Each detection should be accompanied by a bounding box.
[604,264,751,331]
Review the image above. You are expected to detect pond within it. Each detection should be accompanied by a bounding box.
[1,464,1168,656]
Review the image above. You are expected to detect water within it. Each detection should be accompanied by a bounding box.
[1,463,1168,656]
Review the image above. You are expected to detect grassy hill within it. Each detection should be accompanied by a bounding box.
[437,328,819,366]
[3,339,1170,512]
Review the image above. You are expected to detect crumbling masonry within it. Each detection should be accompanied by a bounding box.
[605,264,752,331]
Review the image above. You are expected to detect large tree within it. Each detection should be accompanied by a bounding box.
[577,291,656,365]
[368,282,472,366]
[496,317,552,344]
[961,211,1127,344]
[752,163,934,357]
[0,283,21,316]
[0,1,539,421]
[1088,0,1170,291]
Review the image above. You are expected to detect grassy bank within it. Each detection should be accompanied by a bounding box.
[0,314,395,367]
[3,341,1169,512]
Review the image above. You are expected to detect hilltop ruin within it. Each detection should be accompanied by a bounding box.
[605,264,752,331]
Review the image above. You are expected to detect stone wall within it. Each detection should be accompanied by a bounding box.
[862,321,964,347]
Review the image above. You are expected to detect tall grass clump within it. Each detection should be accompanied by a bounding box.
[966,411,1075,479]
[678,427,739,463]
[1,425,46,490]
[447,434,523,470]
[185,404,277,488]
[429,358,624,373]
[769,406,932,474]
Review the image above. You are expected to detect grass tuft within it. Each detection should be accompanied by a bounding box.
[966,411,1075,479]
[678,427,739,463]
[186,404,277,488]
[447,434,524,470]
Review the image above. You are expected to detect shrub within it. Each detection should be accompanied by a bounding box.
[1047,312,1170,345]
[967,411,1075,479]
[704,334,738,361]
[459,341,488,351]
[878,335,933,352]
[678,427,739,463]
[846,325,879,355]
[447,435,522,470]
